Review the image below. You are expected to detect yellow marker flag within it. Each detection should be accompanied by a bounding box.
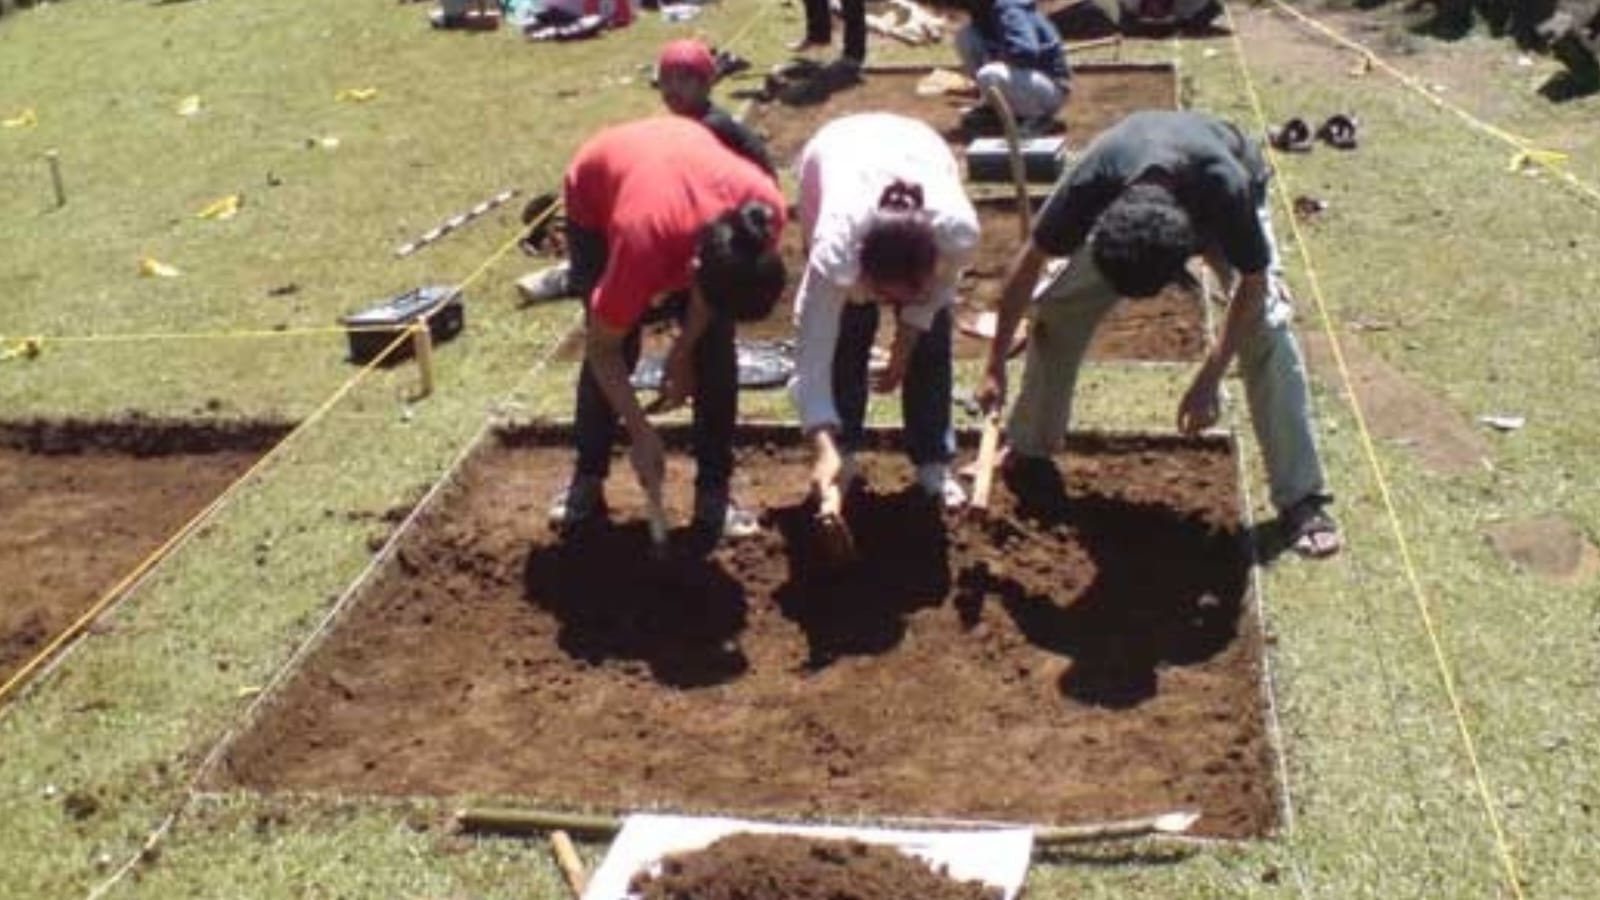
[335,87,379,103]
[3,108,38,128]
[138,256,182,278]
[0,337,45,362]
[196,194,243,220]
[176,94,202,117]
[1508,148,1569,172]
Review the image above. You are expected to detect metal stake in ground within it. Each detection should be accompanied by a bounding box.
[46,149,66,208]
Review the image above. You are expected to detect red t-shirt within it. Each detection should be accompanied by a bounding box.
[563,116,786,331]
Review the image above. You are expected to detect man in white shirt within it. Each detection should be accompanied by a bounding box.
[790,114,981,527]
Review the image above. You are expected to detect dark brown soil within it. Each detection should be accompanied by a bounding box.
[552,200,1204,365]
[745,64,1179,169]
[0,420,289,686]
[219,426,1276,838]
[629,833,1001,900]
[553,65,1197,367]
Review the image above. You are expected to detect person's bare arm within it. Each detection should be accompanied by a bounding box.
[1177,270,1267,434]
[656,287,712,412]
[585,321,665,491]
[977,242,1049,413]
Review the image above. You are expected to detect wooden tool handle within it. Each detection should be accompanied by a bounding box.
[971,414,1003,511]
[549,830,588,898]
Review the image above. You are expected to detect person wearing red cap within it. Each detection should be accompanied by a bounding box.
[517,40,773,306]
[656,38,776,181]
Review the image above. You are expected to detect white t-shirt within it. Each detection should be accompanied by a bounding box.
[790,113,980,432]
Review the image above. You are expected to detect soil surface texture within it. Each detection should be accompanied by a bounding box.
[629,833,1001,900]
[746,64,1178,168]
[0,420,287,685]
[220,429,1274,838]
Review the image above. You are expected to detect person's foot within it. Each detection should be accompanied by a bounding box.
[548,475,604,528]
[1001,452,1068,516]
[515,263,571,304]
[960,104,1002,134]
[787,36,829,52]
[1281,494,1341,559]
[693,486,762,540]
[916,463,968,510]
[1018,115,1061,138]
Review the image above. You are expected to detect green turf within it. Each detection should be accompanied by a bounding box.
[2,0,1598,897]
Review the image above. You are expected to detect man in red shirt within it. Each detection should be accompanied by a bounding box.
[549,116,788,541]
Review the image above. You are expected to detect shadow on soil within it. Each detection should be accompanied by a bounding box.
[522,524,750,688]
[961,478,1247,710]
[770,488,952,671]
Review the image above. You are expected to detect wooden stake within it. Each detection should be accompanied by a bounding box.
[411,322,435,400]
[456,807,621,838]
[45,150,65,208]
[549,830,588,898]
[1065,35,1123,56]
[1034,810,1200,845]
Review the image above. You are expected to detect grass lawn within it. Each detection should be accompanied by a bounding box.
[2,0,1597,897]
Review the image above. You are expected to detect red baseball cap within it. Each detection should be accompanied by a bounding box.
[657,39,715,82]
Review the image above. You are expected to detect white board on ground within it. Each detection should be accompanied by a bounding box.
[581,812,1034,900]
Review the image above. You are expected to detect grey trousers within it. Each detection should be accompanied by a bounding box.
[1006,203,1329,512]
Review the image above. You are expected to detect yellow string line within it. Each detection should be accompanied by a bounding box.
[0,328,413,709]
[1263,0,1600,208]
[1221,4,1527,896]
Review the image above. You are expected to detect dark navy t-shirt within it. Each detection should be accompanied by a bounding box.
[1032,110,1272,273]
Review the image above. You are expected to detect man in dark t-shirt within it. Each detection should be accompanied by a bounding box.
[656,39,777,181]
[977,110,1339,558]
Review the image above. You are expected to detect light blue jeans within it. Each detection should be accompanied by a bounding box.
[1006,202,1329,512]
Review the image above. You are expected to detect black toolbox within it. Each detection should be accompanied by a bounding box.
[965,135,1067,184]
[341,285,464,365]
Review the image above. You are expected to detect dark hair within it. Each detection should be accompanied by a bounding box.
[696,200,787,322]
[1089,183,1195,298]
[859,180,938,297]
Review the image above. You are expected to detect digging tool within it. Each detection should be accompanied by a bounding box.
[969,413,1003,512]
[644,484,670,561]
[549,830,588,898]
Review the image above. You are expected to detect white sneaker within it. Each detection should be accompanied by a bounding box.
[916,463,967,509]
[515,263,571,304]
[548,475,603,527]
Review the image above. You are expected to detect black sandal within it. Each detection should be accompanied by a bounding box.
[1268,117,1314,153]
[1282,494,1342,559]
[1316,113,1360,150]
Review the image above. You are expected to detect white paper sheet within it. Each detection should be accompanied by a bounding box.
[582,813,1033,900]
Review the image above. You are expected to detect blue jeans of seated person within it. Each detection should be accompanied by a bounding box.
[831,303,955,467]
[568,227,735,495]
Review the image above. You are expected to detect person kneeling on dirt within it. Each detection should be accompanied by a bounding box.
[547,116,788,541]
[955,0,1071,135]
[791,113,981,528]
[655,38,777,181]
[975,109,1341,558]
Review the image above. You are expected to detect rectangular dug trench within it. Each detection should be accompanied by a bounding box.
[217,425,1278,839]
[554,62,1201,367]
[0,420,290,685]
[745,62,1181,170]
